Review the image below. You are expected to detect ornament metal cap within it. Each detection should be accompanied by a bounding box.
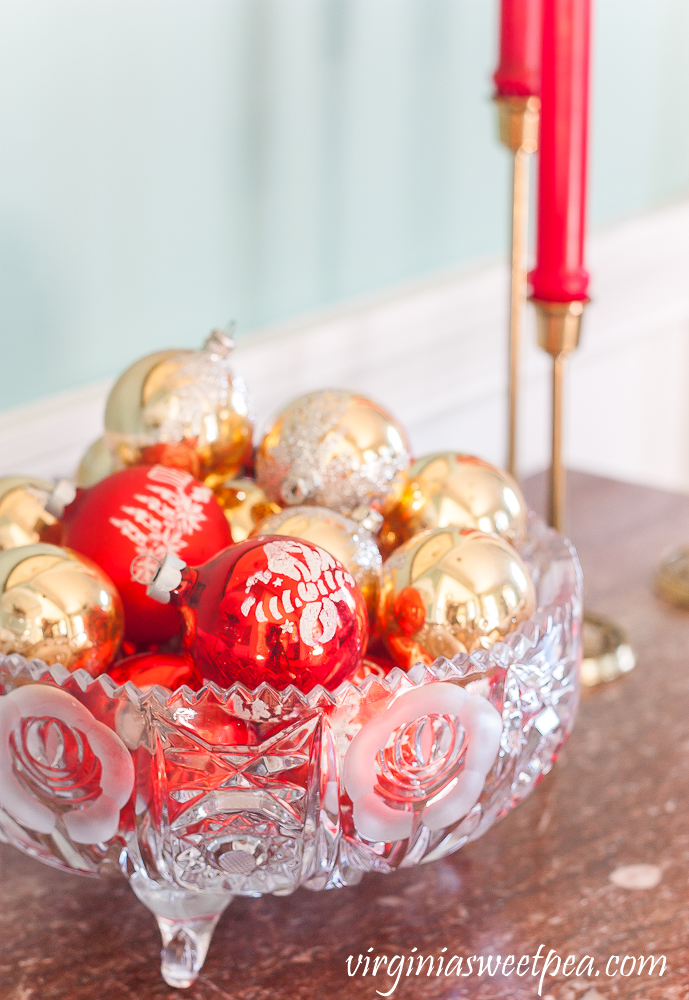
[44,479,77,519]
[0,475,54,504]
[350,505,384,533]
[146,553,187,604]
[204,323,237,358]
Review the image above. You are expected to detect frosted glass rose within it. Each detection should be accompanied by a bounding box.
[344,682,503,842]
[0,685,134,844]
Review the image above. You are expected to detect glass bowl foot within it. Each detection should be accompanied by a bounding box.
[128,877,232,988]
[157,913,222,989]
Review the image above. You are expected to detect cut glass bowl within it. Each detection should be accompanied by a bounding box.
[0,515,582,988]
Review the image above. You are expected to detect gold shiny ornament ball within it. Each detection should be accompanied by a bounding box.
[250,504,382,624]
[0,477,63,552]
[256,389,412,516]
[76,436,115,488]
[378,526,536,670]
[0,543,124,676]
[380,452,527,556]
[214,478,281,542]
[104,328,254,488]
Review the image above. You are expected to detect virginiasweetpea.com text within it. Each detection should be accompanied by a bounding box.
[346,943,667,996]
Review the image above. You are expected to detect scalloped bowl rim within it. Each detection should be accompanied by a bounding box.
[0,515,581,717]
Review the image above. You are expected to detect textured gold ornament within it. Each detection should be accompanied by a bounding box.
[255,390,411,515]
[0,543,124,676]
[0,477,62,551]
[76,436,115,488]
[379,452,527,556]
[214,478,281,542]
[104,328,254,488]
[378,526,536,669]
[250,505,382,623]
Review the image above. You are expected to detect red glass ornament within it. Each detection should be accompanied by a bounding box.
[108,651,202,691]
[61,464,233,644]
[350,654,395,686]
[138,441,202,480]
[109,653,256,747]
[393,586,427,636]
[164,695,258,746]
[148,536,369,692]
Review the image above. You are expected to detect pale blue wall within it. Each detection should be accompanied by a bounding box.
[1,0,688,411]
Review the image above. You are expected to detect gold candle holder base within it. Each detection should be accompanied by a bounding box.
[581,614,636,687]
[655,546,689,607]
[494,95,540,481]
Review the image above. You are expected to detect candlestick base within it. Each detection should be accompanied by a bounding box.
[493,95,540,154]
[655,546,689,607]
[581,613,636,687]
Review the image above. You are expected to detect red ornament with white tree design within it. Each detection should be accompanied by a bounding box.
[61,465,232,643]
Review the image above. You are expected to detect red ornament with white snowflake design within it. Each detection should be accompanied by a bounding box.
[61,465,232,643]
[146,536,368,692]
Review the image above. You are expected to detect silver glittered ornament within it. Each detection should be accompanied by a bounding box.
[256,390,411,516]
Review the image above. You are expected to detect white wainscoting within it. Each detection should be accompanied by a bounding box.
[2,198,689,492]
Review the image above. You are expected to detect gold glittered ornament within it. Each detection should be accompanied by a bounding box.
[0,477,76,552]
[76,436,115,488]
[255,389,412,515]
[104,328,254,488]
[250,505,382,623]
[214,478,281,542]
[0,543,124,676]
[378,526,536,670]
[380,452,527,556]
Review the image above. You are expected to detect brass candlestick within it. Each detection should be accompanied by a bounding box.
[533,298,636,687]
[532,299,583,531]
[494,95,540,479]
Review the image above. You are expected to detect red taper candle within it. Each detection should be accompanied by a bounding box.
[530,0,591,302]
[493,0,543,97]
